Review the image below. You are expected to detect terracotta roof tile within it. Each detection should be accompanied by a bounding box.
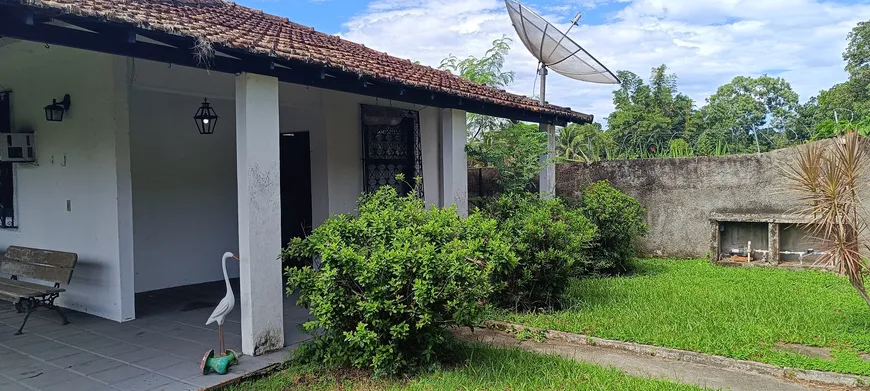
[10,0,592,123]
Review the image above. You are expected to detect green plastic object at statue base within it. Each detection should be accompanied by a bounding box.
[200,349,239,375]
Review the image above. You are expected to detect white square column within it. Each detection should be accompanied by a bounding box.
[236,73,284,356]
[113,57,136,321]
[539,123,556,199]
[440,109,468,217]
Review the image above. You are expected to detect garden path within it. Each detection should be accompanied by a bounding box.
[455,328,842,391]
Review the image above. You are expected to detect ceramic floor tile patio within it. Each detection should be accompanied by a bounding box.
[0,279,309,390]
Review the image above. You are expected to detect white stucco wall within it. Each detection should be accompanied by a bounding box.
[317,91,444,216]
[129,60,327,293]
[127,72,448,293]
[129,89,241,293]
[0,41,134,321]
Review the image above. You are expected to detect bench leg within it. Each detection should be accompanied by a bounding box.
[45,294,69,326]
[15,299,35,335]
[52,305,69,326]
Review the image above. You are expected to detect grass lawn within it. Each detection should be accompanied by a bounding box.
[499,258,870,376]
[222,344,707,391]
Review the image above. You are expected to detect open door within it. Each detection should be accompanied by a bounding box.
[280,132,313,251]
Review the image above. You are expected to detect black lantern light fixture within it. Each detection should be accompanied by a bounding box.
[193,98,219,135]
[44,94,71,122]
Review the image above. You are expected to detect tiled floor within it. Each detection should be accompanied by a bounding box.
[0,279,309,390]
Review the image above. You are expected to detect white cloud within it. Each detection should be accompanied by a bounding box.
[340,0,870,123]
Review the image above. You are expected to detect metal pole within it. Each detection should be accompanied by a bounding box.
[753,129,761,154]
[219,324,224,354]
[538,65,555,199]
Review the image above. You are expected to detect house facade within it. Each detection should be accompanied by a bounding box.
[0,0,592,356]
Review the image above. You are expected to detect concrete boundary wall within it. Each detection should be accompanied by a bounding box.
[556,150,799,258]
[470,140,869,259]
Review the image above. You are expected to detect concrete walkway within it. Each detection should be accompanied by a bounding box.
[454,328,841,391]
[0,280,308,391]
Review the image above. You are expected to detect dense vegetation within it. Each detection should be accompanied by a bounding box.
[477,193,598,310]
[501,259,870,376]
[223,344,708,391]
[283,185,515,376]
[576,181,648,273]
[284,177,646,375]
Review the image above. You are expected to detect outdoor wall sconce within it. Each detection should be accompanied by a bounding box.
[193,98,218,135]
[44,94,71,122]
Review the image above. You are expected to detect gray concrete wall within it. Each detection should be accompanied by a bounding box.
[468,139,870,259]
[554,147,809,258]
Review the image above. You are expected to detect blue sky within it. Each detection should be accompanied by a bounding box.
[243,0,627,33]
[238,0,870,122]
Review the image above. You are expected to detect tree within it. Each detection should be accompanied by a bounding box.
[606,65,694,158]
[800,20,870,140]
[695,75,799,153]
[844,20,870,118]
[467,122,546,194]
[844,20,870,85]
[439,36,515,140]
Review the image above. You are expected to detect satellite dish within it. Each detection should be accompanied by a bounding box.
[505,0,619,105]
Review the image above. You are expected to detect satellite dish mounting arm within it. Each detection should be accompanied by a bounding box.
[544,12,582,65]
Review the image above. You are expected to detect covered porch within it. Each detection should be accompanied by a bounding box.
[0,280,306,390]
[0,22,471,359]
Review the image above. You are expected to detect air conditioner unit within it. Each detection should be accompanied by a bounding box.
[0,133,36,163]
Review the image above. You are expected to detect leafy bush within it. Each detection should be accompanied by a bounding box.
[578,181,647,272]
[478,193,597,310]
[283,185,514,376]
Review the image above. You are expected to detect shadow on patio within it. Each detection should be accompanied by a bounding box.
[0,279,309,391]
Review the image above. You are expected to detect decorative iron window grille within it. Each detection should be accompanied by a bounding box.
[360,105,423,196]
[0,91,15,229]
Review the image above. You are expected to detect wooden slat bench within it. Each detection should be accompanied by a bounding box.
[0,246,77,334]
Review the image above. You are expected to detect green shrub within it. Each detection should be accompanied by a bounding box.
[479,193,597,310]
[283,186,514,376]
[578,181,647,272]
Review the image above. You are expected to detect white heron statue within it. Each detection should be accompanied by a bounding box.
[206,251,239,354]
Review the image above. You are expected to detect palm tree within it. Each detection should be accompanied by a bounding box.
[556,126,587,161]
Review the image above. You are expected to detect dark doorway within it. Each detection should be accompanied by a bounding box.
[280,132,313,250]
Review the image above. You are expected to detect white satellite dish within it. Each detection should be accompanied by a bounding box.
[505,0,619,107]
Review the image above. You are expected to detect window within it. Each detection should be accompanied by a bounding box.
[360,105,423,196]
[0,91,15,228]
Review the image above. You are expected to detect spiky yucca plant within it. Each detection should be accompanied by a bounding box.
[784,131,870,307]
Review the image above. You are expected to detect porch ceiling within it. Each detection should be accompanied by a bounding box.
[0,0,594,126]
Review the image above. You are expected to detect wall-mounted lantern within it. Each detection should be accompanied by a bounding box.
[44,94,71,122]
[193,98,218,135]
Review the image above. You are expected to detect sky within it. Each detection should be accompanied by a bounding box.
[240,0,870,123]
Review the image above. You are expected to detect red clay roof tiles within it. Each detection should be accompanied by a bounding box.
[11,0,592,123]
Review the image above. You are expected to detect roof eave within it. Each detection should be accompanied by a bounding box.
[0,2,593,125]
